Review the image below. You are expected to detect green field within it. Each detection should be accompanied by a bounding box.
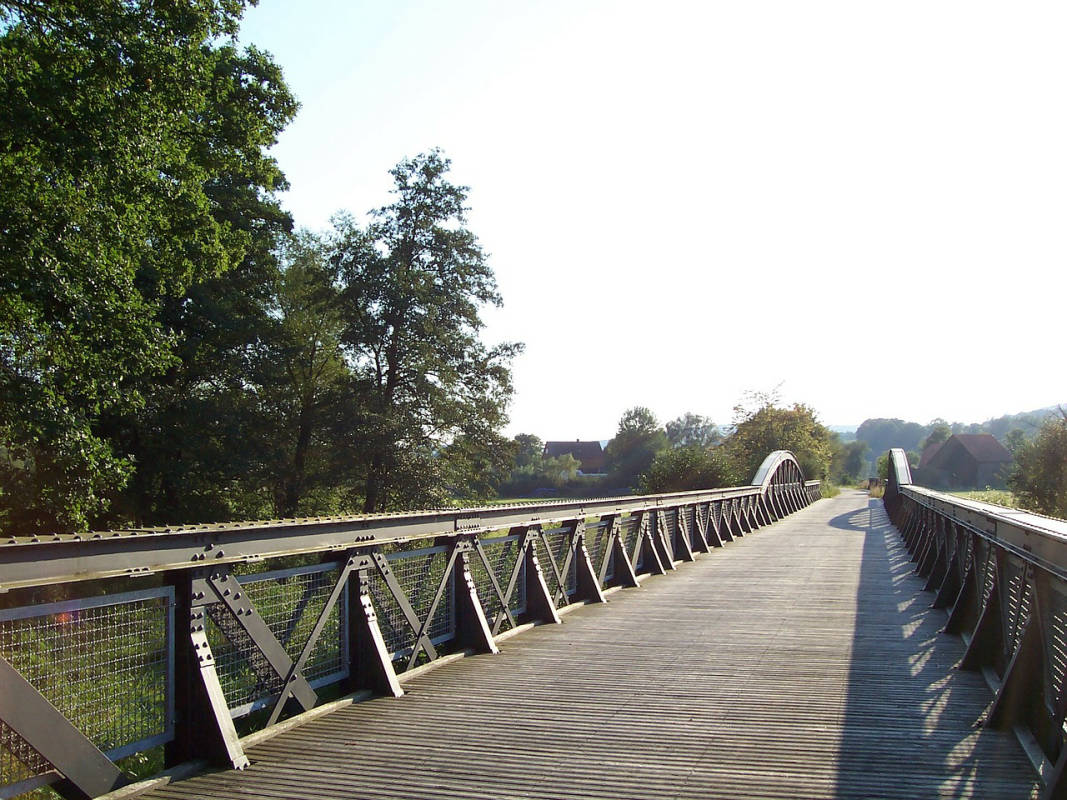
[949,490,1021,509]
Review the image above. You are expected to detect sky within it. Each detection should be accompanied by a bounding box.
[238,0,1065,439]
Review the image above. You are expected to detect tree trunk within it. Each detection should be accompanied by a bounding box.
[278,404,314,517]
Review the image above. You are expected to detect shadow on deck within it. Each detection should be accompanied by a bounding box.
[834,499,1037,798]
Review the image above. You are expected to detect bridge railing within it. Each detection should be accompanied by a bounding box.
[0,451,820,800]
[883,447,1067,798]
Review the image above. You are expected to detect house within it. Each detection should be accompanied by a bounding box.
[543,440,607,475]
[916,434,1012,489]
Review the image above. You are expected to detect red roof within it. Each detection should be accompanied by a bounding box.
[951,434,1011,463]
[918,441,944,468]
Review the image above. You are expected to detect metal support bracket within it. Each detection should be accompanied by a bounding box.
[0,653,128,800]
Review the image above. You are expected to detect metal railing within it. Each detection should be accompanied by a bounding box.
[0,451,821,800]
[884,448,1067,800]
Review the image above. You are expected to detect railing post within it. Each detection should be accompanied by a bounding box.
[609,517,641,588]
[573,524,607,604]
[166,570,248,770]
[691,505,712,553]
[346,566,403,698]
[986,580,1043,731]
[670,508,696,562]
[523,529,562,624]
[452,539,500,654]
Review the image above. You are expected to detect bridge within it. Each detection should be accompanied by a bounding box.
[0,451,1061,798]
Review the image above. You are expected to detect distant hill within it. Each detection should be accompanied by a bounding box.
[855,405,1062,458]
[829,425,857,442]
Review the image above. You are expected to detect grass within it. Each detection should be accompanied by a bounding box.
[949,489,1021,509]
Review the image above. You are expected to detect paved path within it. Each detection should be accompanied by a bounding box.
[148,491,1040,799]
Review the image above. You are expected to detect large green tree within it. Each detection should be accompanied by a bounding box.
[727,394,835,482]
[665,412,722,448]
[1009,409,1067,519]
[330,151,521,512]
[0,0,296,533]
[605,407,669,490]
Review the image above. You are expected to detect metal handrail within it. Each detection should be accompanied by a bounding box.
[0,451,822,800]
[883,448,1067,798]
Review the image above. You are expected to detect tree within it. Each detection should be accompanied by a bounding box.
[1009,409,1067,518]
[0,1,296,533]
[666,413,722,448]
[512,434,544,469]
[330,151,522,511]
[920,422,952,451]
[1004,428,1028,455]
[831,440,871,483]
[257,232,350,517]
[604,407,669,489]
[726,395,835,482]
[640,446,740,493]
[855,418,928,457]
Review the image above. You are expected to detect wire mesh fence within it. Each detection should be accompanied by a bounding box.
[0,588,173,789]
[584,521,614,583]
[469,535,527,631]
[207,563,349,718]
[366,546,456,665]
[624,516,645,571]
[534,527,576,607]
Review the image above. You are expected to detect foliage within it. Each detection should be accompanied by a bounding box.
[604,407,669,489]
[330,150,522,511]
[1004,428,1027,454]
[257,231,350,516]
[876,452,890,480]
[920,422,952,451]
[512,434,544,468]
[950,489,1019,509]
[855,419,928,460]
[820,481,841,498]
[0,0,296,533]
[1008,409,1067,519]
[830,440,870,483]
[875,450,918,481]
[726,393,835,482]
[665,413,721,448]
[499,453,580,496]
[639,445,739,493]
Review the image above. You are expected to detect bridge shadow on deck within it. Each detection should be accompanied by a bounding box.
[833,498,1038,799]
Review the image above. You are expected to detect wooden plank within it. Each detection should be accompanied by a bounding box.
[143,492,1039,800]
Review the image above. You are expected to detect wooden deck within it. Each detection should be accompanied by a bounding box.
[144,491,1040,799]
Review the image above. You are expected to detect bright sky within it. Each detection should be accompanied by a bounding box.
[239,0,1065,440]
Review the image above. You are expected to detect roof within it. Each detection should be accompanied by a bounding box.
[543,440,606,470]
[951,434,1012,463]
[918,441,944,468]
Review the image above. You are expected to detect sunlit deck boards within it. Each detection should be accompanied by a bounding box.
[145,491,1039,799]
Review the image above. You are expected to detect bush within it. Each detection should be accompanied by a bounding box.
[1008,410,1067,519]
[639,446,740,494]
